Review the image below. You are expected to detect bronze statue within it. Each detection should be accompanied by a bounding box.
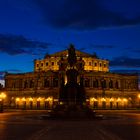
[67,44,77,67]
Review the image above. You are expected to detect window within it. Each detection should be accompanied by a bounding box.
[93,79,98,88]
[85,78,90,87]
[37,101,40,109]
[110,102,113,109]
[41,63,43,66]
[89,62,91,66]
[29,101,33,109]
[12,82,16,88]
[102,101,106,109]
[29,80,34,88]
[46,62,48,66]
[100,63,102,67]
[53,78,58,87]
[115,81,119,89]
[104,64,106,67]
[44,79,50,87]
[109,80,113,88]
[95,63,97,66]
[52,62,54,66]
[36,64,39,67]
[24,81,28,88]
[101,80,106,89]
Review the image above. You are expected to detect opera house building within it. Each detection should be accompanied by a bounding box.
[4,45,140,110]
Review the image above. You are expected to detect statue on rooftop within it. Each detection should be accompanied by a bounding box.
[67,44,77,67]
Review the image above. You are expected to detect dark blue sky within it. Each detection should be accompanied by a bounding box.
[0,0,140,81]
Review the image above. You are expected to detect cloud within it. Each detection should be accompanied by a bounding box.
[34,0,140,30]
[90,44,115,49]
[132,49,140,54]
[0,80,4,86]
[0,34,51,55]
[74,44,115,53]
[111,69,140,74]
[110,56,140,68]
[125,47,140,54]
[78,47,87,51]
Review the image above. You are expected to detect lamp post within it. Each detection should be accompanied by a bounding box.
[0,92,6,112]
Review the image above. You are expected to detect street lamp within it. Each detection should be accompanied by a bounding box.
[0,92,7,112]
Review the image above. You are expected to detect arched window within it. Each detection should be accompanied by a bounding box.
[102,101,106,108]
[101,79,106,89]
[85,78,90,87]
[53,78,58,87]
[115,81,119,89]
[37,101,40,109]
[93,79,98,88]
[29,80,34,88]
[109,80,113,88]
[44,79,50,87]
[24,80,28,88]
[12,82,16,88]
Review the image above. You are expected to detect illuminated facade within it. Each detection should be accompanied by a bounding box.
[34,49,109,72]
[4,45,139,109]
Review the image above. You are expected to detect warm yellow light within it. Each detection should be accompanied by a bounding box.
[123,98,127,102]
[16,98,20,102]
[60,102,63,105]
[54,99,58,102]
[0,92,6,99]
[90,98,97,101]
[45,97,53,102]
[0,98,2,101]
[90,98,94,102]
[110,98,114,102]
[138,94,140,99]
[101,98,106,102]
[22,97,26,101]
[117,98,121,102]
[29,97,33,101]
[37,97,41,101]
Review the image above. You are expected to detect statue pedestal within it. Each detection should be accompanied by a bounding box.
[46,104,97,119]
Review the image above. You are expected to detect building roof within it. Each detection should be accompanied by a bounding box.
[46,49,94,58]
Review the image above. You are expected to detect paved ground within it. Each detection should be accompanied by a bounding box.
[0,110,140,140]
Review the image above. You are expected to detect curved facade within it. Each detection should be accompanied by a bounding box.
[4,45,140,109]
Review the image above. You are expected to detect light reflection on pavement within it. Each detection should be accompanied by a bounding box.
[0,110,140,140]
